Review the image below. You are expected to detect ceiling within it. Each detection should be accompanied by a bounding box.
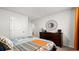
[1,7,72,21]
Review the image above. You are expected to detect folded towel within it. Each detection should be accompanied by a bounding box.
[32,40,48,46]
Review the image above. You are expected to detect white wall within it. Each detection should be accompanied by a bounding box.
[0,9,28,39]
[28,20,35,36]
[0,10,10,38]
[32,8,75,48]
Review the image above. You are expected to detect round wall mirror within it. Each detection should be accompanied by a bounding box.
[45,20,58,31]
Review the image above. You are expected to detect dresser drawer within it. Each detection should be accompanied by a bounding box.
[40,32,63,47]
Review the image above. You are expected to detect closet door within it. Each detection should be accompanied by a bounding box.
[10,16,28,39]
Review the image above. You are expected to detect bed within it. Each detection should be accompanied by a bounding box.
[11,37,57,51]
[0,35,59,51]
[0,30,63,51]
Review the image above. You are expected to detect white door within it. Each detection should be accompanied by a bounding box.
[10,16,28,39]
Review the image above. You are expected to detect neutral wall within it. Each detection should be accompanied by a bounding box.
[0,10,10,38]
[0,9,28,39]
[28,20,35,36]
[32,8,75,48]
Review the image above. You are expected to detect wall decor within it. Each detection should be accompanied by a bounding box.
[45,20,58,31]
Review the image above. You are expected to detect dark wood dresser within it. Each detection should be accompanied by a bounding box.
[40,31,63,47]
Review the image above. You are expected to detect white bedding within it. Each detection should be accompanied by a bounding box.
[11,37,56,51]
[11,37,53,45]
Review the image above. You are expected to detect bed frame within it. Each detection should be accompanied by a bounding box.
[39,30,63,47]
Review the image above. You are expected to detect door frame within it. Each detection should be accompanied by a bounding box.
[74,7,79,50]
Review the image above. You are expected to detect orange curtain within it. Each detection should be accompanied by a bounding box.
[74,7,79,50]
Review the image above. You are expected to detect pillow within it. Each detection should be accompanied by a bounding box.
[0,45,5,51]
[32,40,48,46]
[0,37,13,50]
[0,42,10,50]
